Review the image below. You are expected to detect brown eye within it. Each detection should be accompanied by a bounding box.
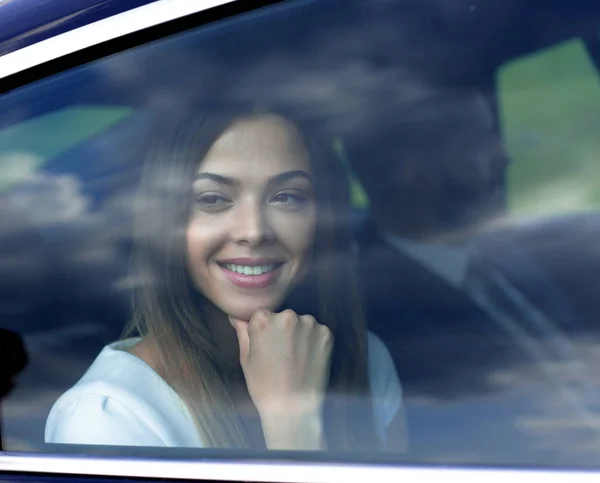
[195,193,232,212]
[270,190,310,211]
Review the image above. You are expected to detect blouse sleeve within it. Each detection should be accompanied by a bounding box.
[367,332,408,449]
[45,393,166,446]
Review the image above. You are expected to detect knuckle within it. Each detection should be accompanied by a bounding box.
[249,310,270,331]
[300,314,316,325]
[320,325,333,342]
[247,320,262,334]
[255,310,271,323]
[279,309,298,325]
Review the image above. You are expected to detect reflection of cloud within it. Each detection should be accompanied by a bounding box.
[2,170,132,389]
[487,336,600,457]
[398,332,600,465]
[112,273,145,291]
[9,172,91,226]
[516,407,600,457]
[96,2,443,142]
[6,172,135,296]
[230,55,433,136]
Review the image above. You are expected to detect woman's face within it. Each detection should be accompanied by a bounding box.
[187,115,317,322]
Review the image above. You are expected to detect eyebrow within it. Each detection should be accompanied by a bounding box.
[268,170,313,185]
[195,170,313,185]
[194,173,236,185]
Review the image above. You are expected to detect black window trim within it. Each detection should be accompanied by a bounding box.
[0,0,276,94]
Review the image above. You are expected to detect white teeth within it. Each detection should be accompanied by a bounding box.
[224,264,276,275]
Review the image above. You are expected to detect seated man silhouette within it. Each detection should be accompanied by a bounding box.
[351,90,513,386]
[348,90,590,459]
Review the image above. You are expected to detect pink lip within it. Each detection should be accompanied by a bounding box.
[217,259,284,289]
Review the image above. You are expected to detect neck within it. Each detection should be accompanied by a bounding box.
[375,216,472,245]
[371,197,441,242]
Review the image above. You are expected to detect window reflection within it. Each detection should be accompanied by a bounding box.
[1,0,600,468]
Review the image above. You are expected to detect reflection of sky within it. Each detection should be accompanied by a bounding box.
[4,326,109,451]
[407,392,575,465]
[403,333,600,466]
[408,394,536,464]
[0,0,600,468]
[406,374,600,466]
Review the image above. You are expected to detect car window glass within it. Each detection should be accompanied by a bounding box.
[499,38,600,216]
[1,0,600,470]
[0,106,132,192]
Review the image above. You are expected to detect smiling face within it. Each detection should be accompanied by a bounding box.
[186,115,317,322]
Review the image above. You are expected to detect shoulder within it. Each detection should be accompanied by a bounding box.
[366,332,405,435]
[45,388,166,446]
[45,341,198,447]
[367,331,400,390]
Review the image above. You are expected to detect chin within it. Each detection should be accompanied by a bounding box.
[227,297,282,320]
[227,309,256,322]
[223,300,280,322]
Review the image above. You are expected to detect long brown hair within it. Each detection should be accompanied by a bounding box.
[127,104,379,451]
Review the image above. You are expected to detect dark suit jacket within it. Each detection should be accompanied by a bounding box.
[357,229,519,400]
[356,224,592,463]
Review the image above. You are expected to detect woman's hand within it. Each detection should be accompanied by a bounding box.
[230,309,333,450]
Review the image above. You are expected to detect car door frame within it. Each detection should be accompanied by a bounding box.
[0,0,599,481]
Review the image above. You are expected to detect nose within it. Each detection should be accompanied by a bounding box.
[231,199,275,247]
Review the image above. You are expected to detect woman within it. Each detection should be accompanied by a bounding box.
[45,105,405,451]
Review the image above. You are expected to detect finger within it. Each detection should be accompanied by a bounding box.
[248,309,273,334]
[230,317,250,365]
[276,309,299,329]
[298,314,317,326]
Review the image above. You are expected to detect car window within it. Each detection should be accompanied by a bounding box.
[0,106,132,192]
[1,0,600,474]
[499,38,600,217]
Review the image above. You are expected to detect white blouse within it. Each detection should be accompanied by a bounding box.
[45,333,404,448]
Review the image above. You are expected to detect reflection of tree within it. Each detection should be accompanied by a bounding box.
[0,152,42,193]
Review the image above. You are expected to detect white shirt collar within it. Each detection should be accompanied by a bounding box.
[380,231,470,288]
